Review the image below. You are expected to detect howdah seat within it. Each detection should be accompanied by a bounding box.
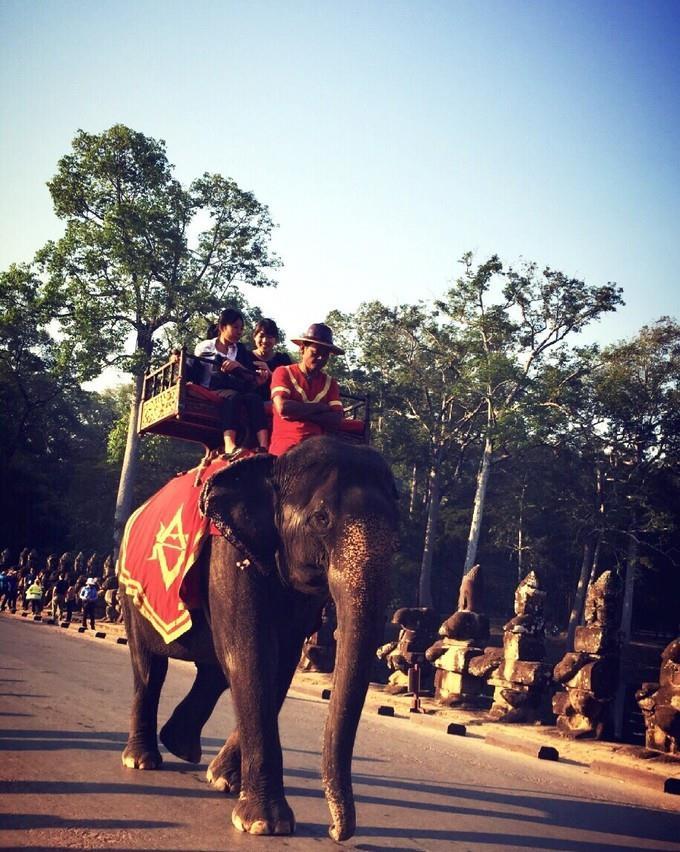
[138,348,371,450]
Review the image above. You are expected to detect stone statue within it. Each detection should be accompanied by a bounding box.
[425,565,489,706]
[487,571,551,722]
[299,602,337,673]
[86,552,101,578]
[552,569,621,738]
[58,552,73,577]
[377,607,439,694]
[74,551,85,578]
[637,637,680,754]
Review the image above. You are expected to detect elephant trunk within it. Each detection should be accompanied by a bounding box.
[321,517,391,841]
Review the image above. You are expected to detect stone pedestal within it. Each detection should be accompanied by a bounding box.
[430,639,484,706]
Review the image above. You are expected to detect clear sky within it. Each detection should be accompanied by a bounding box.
[2,0,679,361]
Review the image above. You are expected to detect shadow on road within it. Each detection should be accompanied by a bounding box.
[0,729,125,753]
[345,772,680,848]
[0,813,178,831]
[1,727,677,850]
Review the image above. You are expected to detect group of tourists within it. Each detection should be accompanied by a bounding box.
[0,550,120,630]
[188,311,345,458]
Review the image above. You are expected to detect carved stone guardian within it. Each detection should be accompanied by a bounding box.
[426,565,489,706]
[487,571,551,722]
[552,570,621,738]
[377,607,439,695]
[637,637,680,755]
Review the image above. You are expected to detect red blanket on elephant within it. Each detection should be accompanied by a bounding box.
[117,455,242,643]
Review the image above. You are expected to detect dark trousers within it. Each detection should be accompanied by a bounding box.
[216,389,268,434]
[82,601,96,629]
[2,592,17,612]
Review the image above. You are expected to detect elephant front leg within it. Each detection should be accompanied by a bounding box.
[227,662,295,836]
[122,651,168,770]
[206,621,312,796]
[209,546,295,835]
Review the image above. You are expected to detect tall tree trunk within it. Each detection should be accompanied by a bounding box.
[567,462,607,647]
[463,435,493,575]
[588,533,602,586]
[620,532,638,644]
[566,537,594,650]
[517,478,526,583]
[612,533,638,741]
[418,448,441,608]
[112,374,144,558]
[408,463,418,520]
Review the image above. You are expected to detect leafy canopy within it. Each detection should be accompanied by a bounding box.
[39,124,280,379]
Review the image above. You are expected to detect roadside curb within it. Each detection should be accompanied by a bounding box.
[592,759,680,795]
[2,607,127,644]
[485,732,559,761]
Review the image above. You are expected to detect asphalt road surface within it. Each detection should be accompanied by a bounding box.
[1,616,679,852]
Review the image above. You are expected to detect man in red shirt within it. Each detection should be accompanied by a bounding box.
[269,323,345,456]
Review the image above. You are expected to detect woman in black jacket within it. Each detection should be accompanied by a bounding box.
[194,308,270,457]
[250,317,292,401]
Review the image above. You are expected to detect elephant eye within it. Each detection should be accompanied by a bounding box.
[309,509,330,530]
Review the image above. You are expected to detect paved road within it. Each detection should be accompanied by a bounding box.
[0,615,678,851]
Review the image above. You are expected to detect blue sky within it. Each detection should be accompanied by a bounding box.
[1,0,679,359]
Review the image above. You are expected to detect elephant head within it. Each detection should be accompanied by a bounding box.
[201,436,399,840]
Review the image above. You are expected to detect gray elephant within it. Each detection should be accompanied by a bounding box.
[121,436,399,841]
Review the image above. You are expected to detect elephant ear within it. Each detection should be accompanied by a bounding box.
[199,454,279,575]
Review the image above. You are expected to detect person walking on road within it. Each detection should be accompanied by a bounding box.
[79,578,98,629]
[25,578,43,614]
[51,573,68,621]
[0,569,18,612]
[64,582,77,623]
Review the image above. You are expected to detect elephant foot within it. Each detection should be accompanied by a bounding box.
[206,738,241,793]
[122,738,162,770]
[231,792,295,835]
[159,715,201,764]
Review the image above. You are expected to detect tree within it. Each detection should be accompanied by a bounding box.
[589,319,680,641]
[39,125,280,551]
[0,264,119,551]
[329,301,483,607]
[437,254,623,576]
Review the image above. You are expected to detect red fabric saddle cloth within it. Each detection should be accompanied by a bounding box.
[117,454,242,643]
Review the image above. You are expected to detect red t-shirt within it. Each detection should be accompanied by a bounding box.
[269,364,343,456]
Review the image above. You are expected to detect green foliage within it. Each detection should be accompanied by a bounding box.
[38,124,281,379]
[0,265,120,552]
[2,217,677,630]
[328,254,641,615]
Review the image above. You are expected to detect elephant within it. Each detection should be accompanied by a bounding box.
[120,435,399,841]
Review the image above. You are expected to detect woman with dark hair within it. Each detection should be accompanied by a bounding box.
[194,308,270,457]
[251,318,292,400]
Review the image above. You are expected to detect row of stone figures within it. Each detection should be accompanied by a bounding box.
[1,547,114,580]
[372,565,679,757]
